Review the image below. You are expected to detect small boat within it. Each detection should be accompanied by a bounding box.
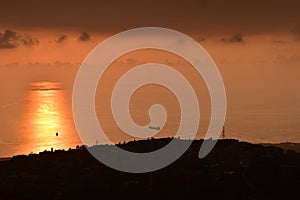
[149,126,161,131]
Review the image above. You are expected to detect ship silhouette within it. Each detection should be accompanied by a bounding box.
[149,126,160,131]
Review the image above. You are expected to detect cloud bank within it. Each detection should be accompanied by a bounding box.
[0,29,38,49]
[220,34,244,43]
[56,34,67,43]
[77,32,91,42]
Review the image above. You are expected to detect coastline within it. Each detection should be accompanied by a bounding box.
[1,138,299,160]
[0,138,299,199]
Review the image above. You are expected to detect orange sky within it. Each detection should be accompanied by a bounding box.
[0,0,299,66]
[0,0,300,144]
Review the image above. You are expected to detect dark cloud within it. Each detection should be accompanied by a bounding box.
[195,36,206,42]
[0,29,38,49]
[56,34,67,43]
[0,29,18,48]
[220,34,244,43]
[0,0,299,36]
[77,32,91,42]
[21,35,39,46]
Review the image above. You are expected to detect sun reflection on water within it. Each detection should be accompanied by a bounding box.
[21,81,80,154]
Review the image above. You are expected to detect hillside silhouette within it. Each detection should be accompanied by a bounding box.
[0,138,299,199]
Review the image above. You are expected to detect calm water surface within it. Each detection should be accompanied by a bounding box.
[0,80,299,157]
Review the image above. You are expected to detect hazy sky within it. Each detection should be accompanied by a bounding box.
[0,0,299,61]
[0,0,299,62]
[0,0,299,143]
[0,0,300,34]
[0,0,299,99]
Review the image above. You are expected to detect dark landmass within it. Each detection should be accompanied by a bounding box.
[0,138,299,199]
[261,142,300,153]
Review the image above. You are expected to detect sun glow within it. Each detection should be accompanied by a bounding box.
[20,81,80,154]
